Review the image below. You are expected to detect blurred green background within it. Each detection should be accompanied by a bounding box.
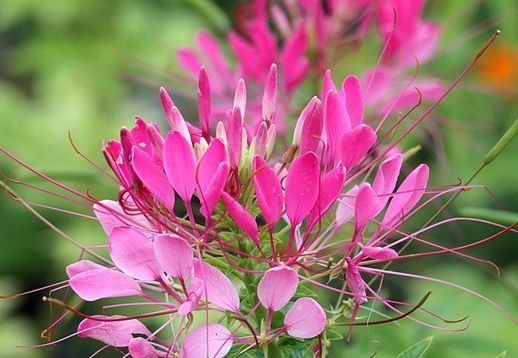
[0,0,517,357]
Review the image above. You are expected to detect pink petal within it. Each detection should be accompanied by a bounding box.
[159,87,175,126]
[225,108,243,168]
[343,75,364,127]
[146,123,164,161]
[109,226,160,280]
[293,96,320,147]
[372,153,403,208]
[93,200,151,235]
[167,106,192,145]
[345,259,367,304]
[321,69,337,104]
[163,131,196,203]
[233,79,247,119]
[70,268,143,301]
[359,244,399,261]
[197,31,233,84]
[262,64,278,122]
[177,48,202,79]
[198,161,229,218]
[66,260,104,278]
[197,138,227,191]
[284,298,326,338]
[193,259,240,313]
[228,32,262,81]
[355,183,383,232]
[308,166,346,230]
[339,124,376,170]
[336,185,359,225]
[324,89,351,162]
[78,315,150,347]
[129,337,161,358]
[258,266,299,311]
[253,156,283,227]
[198,67,212,137]
[281,25,309,93]
[130,118,153,157]
[382,164,429,228]
[299,98,323,155]
[285,152,320,226]
[181,324,232,358]
[131,147,174,210]
[252,122,268,158]
[154,234,193,280]
[221,192,258,244]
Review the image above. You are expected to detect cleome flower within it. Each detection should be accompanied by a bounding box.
[0,7,515,355]
[175,0,443,136]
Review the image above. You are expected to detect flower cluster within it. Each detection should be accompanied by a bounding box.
[177,0,442,134]
[56,61,438,357]
[1,1,515,358]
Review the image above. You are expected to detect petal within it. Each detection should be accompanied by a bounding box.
[257,266,299,311]
[70,268,143,301]
[372,153,403,208]
[197,138,227,191]
[308,166,346,230]
[336,185,359,225]
[345,259,367,304]
[131,147,174,210]
[324,89,350,162]
[354,183,383,232]
[78,315,150,347]
[281,25,309,93]
[198,67,212,137]
[181,324,232,358]
[197,31,233,84]
[154,234,193,280]
[129,337,161,358]
[193,259,240,313]
[321,69,337,104]
[262,64,278,121]
[299,98,323,155]
[232,79,247,119]
[163,131,196,203]
[221,192,259,244]
[339,124,376,170]
[382,164,429,228]
[284,298,326,338]
[225,108,243,168]
[342,75,364,127]
[198,161,229,218]
[252,156,283,227]
[177,48,202,79]
[93,200,151,236]
[359,244,399,261]
[109,226,160,280]
[285,152,320,226]
[66,260,104,278]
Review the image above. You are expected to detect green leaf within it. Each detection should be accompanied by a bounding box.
[326,328,344,341]
[495,351,507,358]
[396,336,433,358]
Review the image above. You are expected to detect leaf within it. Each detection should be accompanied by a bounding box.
[495,351,507,358]
[396,336,434,358]
[326,328,344,341]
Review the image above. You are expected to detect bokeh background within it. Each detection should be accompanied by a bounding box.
[0,0,517,357]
